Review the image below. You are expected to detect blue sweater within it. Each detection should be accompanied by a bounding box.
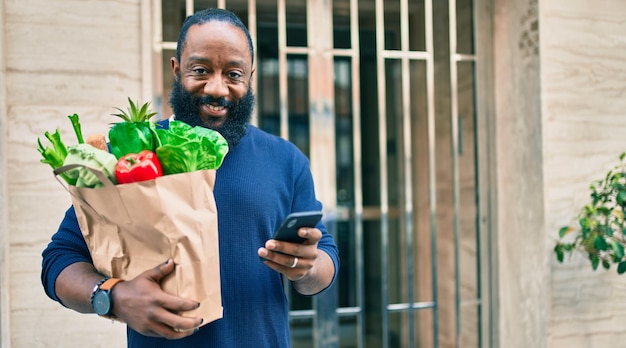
[41,125,339,347]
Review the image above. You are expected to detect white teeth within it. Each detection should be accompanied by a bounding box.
[208,105,224,111]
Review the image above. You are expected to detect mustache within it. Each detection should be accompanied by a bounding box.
[169,77,254,147]
[194,95,235,108]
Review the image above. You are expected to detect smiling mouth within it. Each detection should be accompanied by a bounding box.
[199,103,228,124]
[208,104,225,112]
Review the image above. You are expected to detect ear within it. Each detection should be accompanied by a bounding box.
[171,57,180,76]
[249,66,256,83]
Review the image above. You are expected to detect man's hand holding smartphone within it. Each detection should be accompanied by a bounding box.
[258,211,323,279]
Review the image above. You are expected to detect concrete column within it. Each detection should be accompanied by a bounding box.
[493,0,549,346]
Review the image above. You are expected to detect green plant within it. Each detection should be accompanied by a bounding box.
[555,152,626,274]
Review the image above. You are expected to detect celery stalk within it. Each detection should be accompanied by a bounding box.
[68,113,84,144]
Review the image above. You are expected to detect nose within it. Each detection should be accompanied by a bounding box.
[203,75,229,98]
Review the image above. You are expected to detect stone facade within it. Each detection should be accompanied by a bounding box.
[1,0,625,347]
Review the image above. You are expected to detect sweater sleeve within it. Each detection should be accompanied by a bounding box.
[41,206,93,303]
[314,222,340,295]
[291,149,340,295]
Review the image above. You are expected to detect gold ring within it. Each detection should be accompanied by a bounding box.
[290,257,298,268]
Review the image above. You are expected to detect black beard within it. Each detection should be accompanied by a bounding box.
[169,77,255,147]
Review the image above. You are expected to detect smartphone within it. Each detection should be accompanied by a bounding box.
[272,211,323,243]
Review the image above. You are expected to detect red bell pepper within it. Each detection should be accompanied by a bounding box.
[115,150,163,184]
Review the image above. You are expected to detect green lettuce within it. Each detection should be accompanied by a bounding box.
[155,121,229,175]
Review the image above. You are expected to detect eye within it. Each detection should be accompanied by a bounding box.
[192,67,208,75]
[227,71,243,80]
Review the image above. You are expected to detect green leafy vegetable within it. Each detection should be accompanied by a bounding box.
[38,113,91,185]
[63,144,118,188]
[37,129,75,185]
[38,129,68,170]
[155,121,229,175]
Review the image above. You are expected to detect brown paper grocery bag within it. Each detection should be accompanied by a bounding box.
[54,164,223,325]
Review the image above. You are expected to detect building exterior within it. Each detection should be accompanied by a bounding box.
[1,0,625,347]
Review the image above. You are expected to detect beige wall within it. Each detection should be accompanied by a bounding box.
[1,0,9,346]
[2,0,147,347]
[541,0,626,347]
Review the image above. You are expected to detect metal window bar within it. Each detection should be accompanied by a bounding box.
[449,0,479,346]
[248,0,259,125]
[424,1,439,346]
[277,0,289,140]
[399,0,416,346]
[374,1,390,347]
[350,0,366,343]
[472,1,494,346]
[448,0,462,344]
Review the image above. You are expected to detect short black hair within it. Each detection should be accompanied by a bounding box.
[176,8,254,65]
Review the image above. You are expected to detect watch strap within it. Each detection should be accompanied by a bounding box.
[99,278,124,291]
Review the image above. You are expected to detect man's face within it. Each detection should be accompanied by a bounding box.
[170,21,255,145]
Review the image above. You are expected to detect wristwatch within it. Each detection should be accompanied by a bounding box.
[90,277,124,317]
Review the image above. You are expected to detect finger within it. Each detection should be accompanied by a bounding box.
[263,252,299,269]
[157,308,204,332]
[148,321,199,340]
[264,239,318,260]
[262,257,308,281]
[145,258,175,283]
[298,228,322,245]
[126,308,201,339]
[264,240,297,255]
[262,249,309,269]
[138,305,202,338]
[159,292,203,313]
[149,260,201,312]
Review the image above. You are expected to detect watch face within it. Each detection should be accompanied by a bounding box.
[92,290,111,316]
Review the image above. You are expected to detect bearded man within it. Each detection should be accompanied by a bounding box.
[41,8,338,348]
